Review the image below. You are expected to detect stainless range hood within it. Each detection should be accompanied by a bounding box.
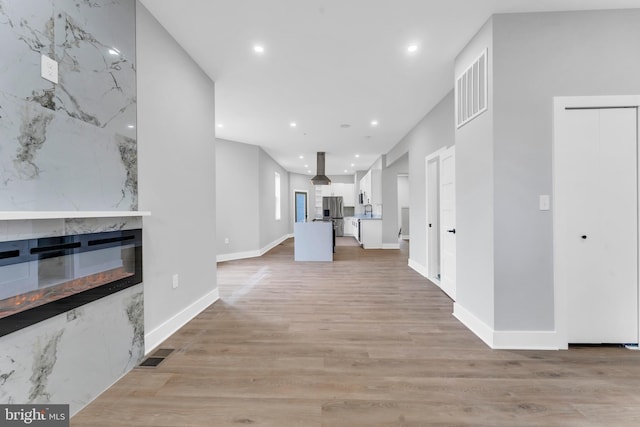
[311,152,331,185]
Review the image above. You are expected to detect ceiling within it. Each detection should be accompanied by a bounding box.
[140,0,640,176]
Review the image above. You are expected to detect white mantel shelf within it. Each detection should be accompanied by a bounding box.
[0,211,151,220]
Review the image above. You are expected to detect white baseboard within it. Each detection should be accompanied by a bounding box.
[217,249,260,262]
[453,302,495,348]
[493,330,561,350]
[382,243,400,249]
[408,258,428,278]
[401,234,410,240]
[145,288,219,354]
[260,234,293,256]
[217,234,293,262]
[453,302,562,350]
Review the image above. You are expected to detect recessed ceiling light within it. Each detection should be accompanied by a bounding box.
[299,155,304,159]
[217,124,223,128]
[371,120,378,126]
[290,122,297,128]
[127,124,135,129]
[253,45,265,54]
[307,170,311,174]
[344,169,348,173]
[351,163,355,167]
[355,154,360,158]
[407,44,418,53]
[304,164,309,168]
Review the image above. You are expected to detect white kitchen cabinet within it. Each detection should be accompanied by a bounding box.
[360,219,382,249]
[344,216,353,235]
[359,171,372,204]
[322,183,355,206]
[352,218,360,241]
[359,170,381,205]
[342,183,355,206]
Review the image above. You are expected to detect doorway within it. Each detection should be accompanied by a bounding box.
[426,155,441,282]
[425,146,456,300]
[553,96,640,346]
[294,191,308,223]
[398,174,410,241]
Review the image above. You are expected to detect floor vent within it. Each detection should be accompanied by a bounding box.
[138,348,175,368]
[456,48,488,128]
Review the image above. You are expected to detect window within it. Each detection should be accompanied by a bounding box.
[275,172,281,220]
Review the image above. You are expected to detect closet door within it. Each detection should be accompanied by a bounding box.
[557,107,638,344]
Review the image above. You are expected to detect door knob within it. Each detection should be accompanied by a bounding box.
[581,235,587,239]
[448,229,456,234]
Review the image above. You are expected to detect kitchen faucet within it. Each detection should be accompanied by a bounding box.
[364,204,373,217]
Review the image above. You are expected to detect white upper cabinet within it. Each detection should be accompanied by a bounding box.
[322,183,355,206]
[342,183,355,206]
[360,170,383,205]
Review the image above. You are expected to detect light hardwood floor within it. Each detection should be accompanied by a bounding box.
[71,238,640,426]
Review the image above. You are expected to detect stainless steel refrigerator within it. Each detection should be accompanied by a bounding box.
[322,196,344,237]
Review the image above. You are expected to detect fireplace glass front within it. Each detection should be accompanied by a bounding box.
[0,229,142,337]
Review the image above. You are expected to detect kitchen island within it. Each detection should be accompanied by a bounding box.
[294,221,333,261]
[353,215,383,249]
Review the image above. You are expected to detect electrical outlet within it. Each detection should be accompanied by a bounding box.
[41,54,59,84]
[172,274,179,289]
[224,237,229,244]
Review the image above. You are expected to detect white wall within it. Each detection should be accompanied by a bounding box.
[398,174,410,236]
[453,18,495,330]
[491,9,640,331]
[289,173,315,232]
[450,9,640,348]
[386,92,455,275]
[259,150,291,249]
[137,3,218,353]
[216,141,291,260]
[327,175,356,184]
[381,154,408,246]
[216,139,260,255]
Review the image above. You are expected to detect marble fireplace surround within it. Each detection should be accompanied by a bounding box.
[0,0,146,414]
[0,225,144,338]
[0,213,149,414]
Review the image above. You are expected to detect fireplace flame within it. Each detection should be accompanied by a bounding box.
[0,268,133,319]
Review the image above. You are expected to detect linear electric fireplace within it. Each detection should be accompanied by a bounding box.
[0,229,142,337]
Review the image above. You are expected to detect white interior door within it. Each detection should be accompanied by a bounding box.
[557,107,638,344]
[426,157,441,282]
[440,146,456,300]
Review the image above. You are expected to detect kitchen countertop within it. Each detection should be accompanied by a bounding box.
[352,215,383,220]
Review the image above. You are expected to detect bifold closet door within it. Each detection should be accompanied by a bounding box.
[557,107,638,344]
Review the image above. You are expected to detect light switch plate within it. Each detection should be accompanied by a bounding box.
[41,54,59,84]
[539,195,550,211]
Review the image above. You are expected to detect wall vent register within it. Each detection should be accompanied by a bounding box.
[456,48,488,128]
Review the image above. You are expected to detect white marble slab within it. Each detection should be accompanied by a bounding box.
[0,284,144,415]
[0,0,137,212]
[0,211,150,220]
[0,0,141,416]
